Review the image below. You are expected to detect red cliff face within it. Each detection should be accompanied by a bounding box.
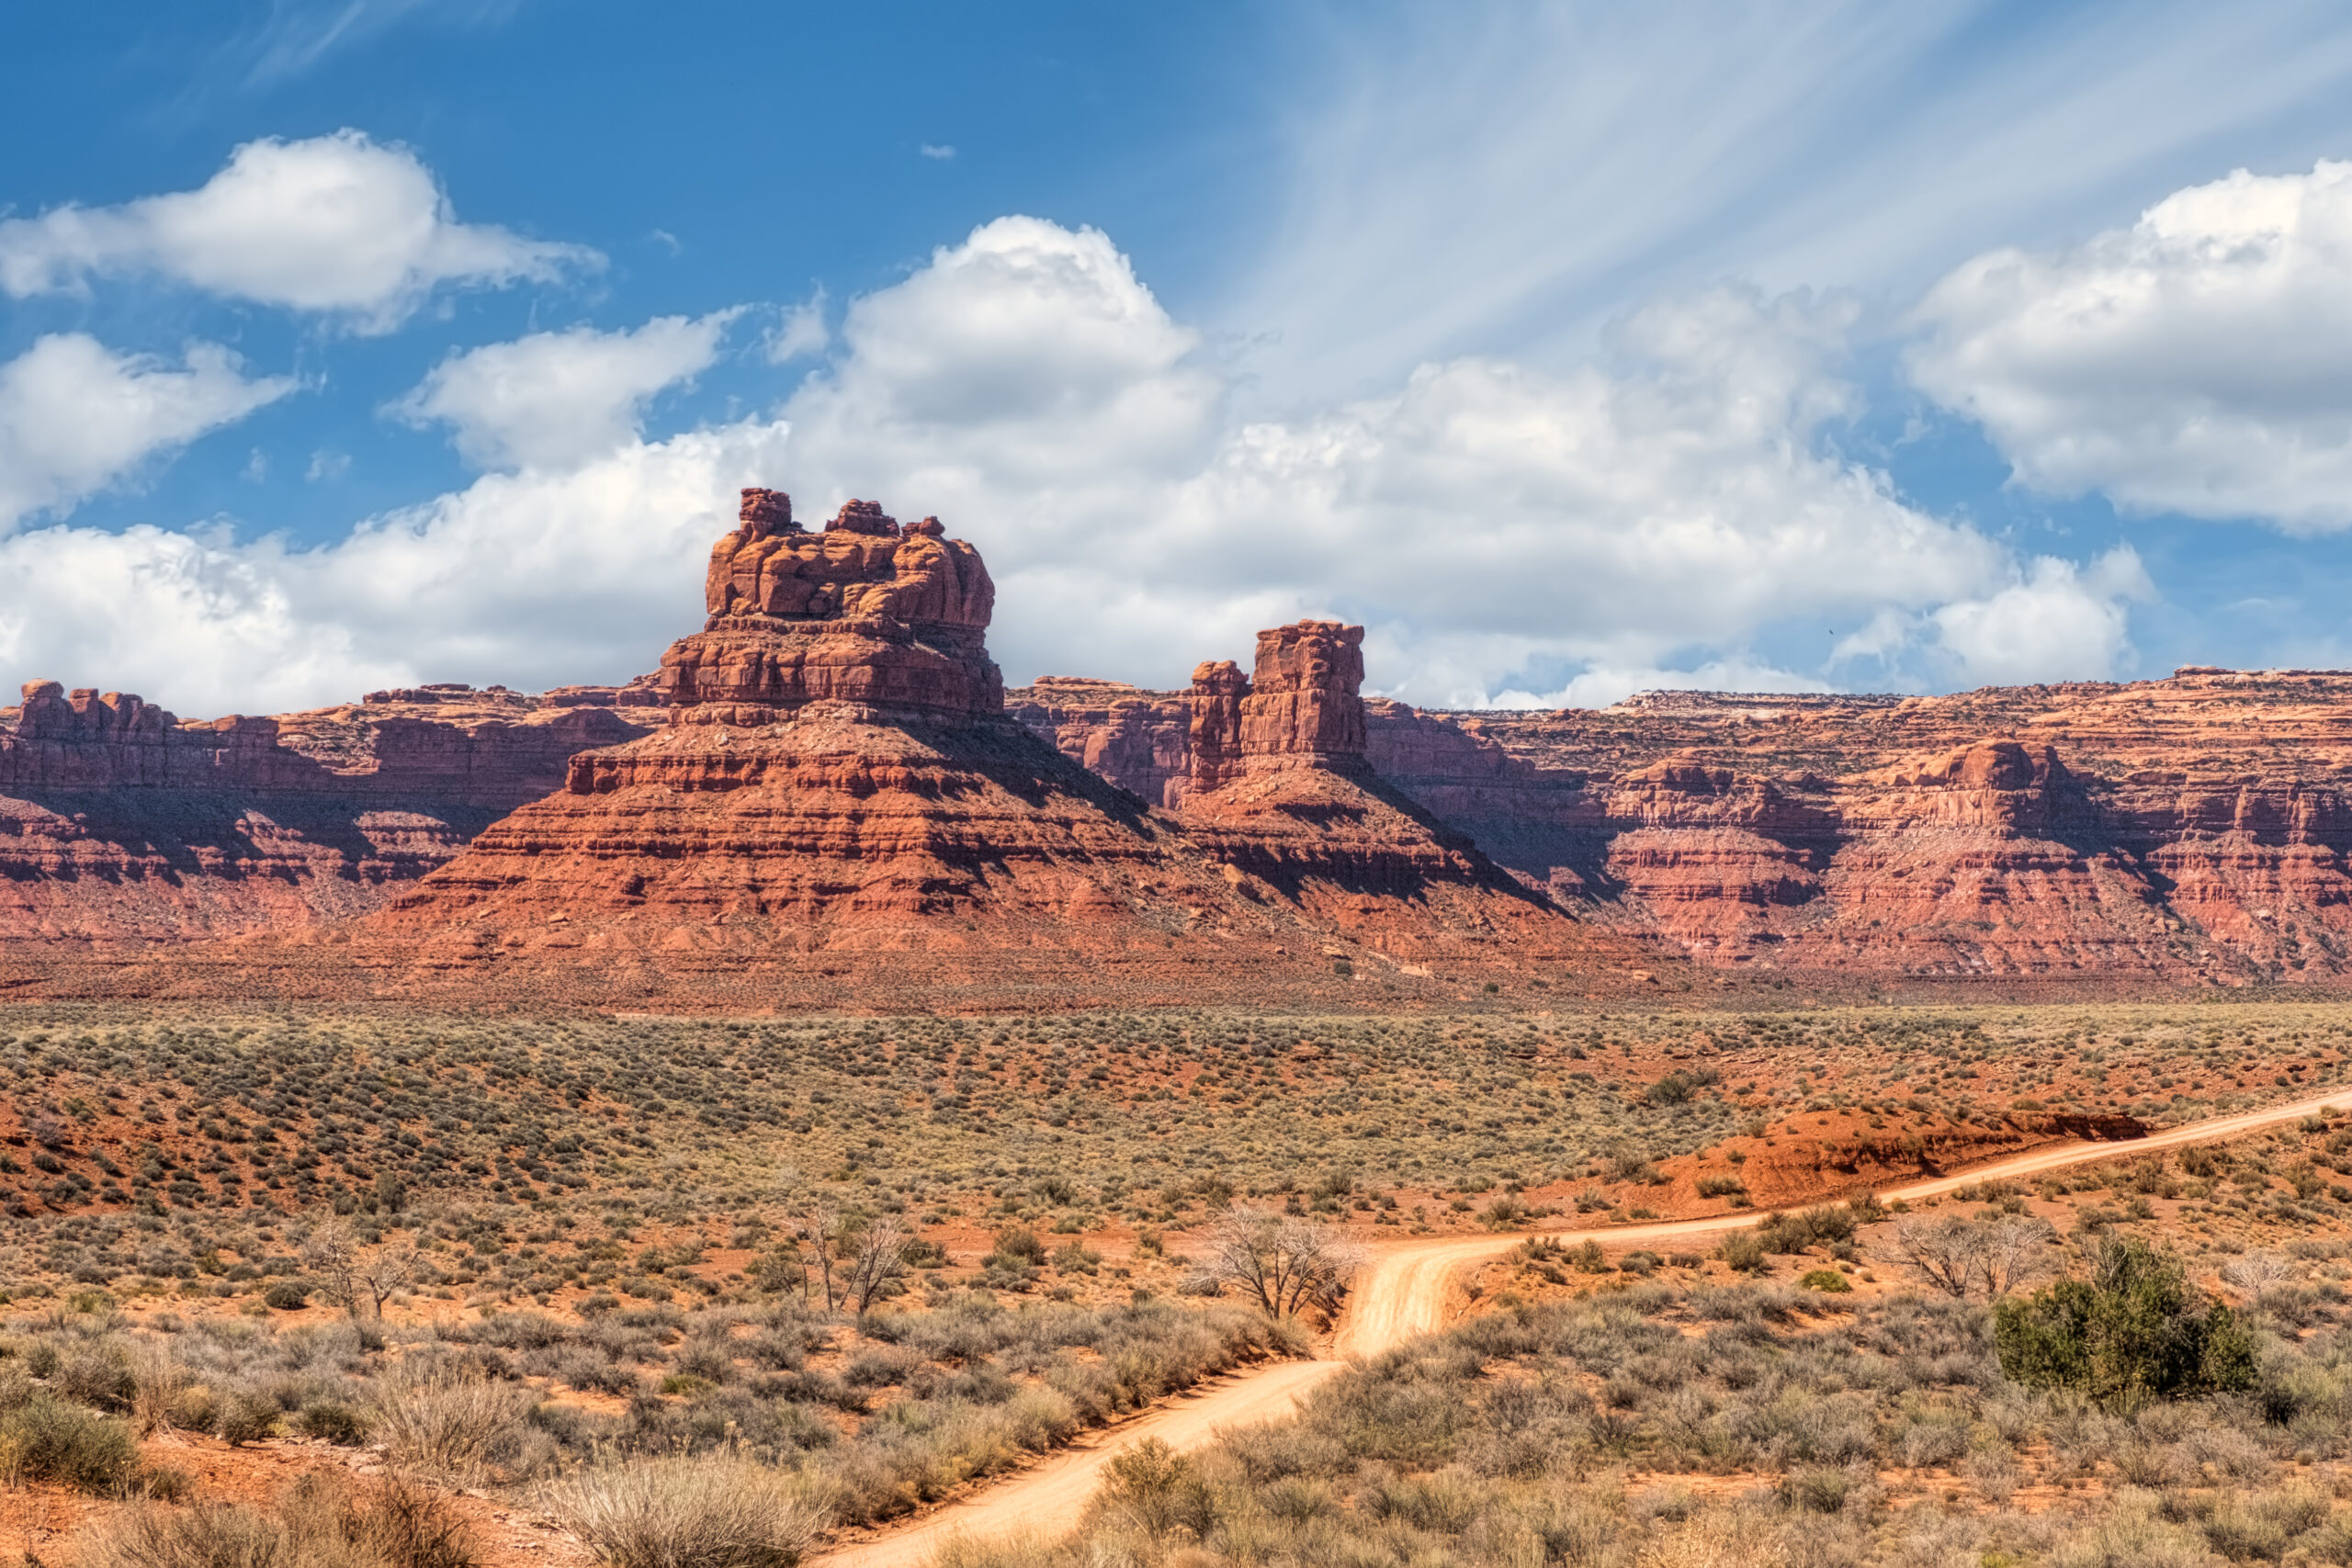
[1005,678,1193,809]
[1237,621,1367,770]
[1009,668,2352,991]
[1186,660,1250,793]
[0,681,650,948]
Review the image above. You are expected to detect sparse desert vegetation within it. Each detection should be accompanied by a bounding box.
[0,999,2347,1565]
[946,1269,2352,1568]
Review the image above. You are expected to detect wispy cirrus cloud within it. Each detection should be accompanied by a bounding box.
[226,0,523,84]
[1225,0,2352,404]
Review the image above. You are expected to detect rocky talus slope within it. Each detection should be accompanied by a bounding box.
[0,679,651,947]
[1013,671,2352,987]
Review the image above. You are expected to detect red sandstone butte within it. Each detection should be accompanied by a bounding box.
[304,492,1624,1010]
[673,492,999,720]
[1236,620,1368,767]
[1168,619,1566,955]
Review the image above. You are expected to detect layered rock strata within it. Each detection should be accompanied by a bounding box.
[0,681,650,946]
[1011,669,2352,987]
[341,495,1619,1009]
[1166,621,1558,943]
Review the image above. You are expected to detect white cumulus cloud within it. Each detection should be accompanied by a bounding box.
[390,310,739,472]
[783,221,2008,704]
[1911,158,2352,531]
[0,419,791,716]
[0,130,596,332]
[0,333,293,531]
[1928,547,2153,685]
[0,217,2146,716]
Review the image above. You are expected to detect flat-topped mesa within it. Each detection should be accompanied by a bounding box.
[662,488,1001,724]
[13,681,176,742]
[3,680,293,789]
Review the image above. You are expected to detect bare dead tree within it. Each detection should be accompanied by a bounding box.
[301,1213,422,1319]
[1191,1207,1363,1317]
[1976,1214,2057,1298]
[1894,1217,1982,1299]
[791,1203,843,1312]
[2222,1250,2294,1304]
[1896,1213,2054,1300]
[842,1215,912,1314]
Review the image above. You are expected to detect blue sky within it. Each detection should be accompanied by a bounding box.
[6,1,2352,714]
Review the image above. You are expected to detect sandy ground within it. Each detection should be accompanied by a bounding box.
[815,1087,2351,1568]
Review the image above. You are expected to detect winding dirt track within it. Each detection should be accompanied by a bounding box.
[815,1089,2347,1568]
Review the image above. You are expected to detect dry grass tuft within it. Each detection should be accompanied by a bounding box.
[74,1472,475,1568]
[368,1371,546,1486]
[543,1454,827,1568]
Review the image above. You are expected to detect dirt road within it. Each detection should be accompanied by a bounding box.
[816,1087,2346,1568]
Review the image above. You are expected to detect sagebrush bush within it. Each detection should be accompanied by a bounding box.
[216,1389,281,1447]
[369,1371,545,1485]
[546,1454,826,1568]
[0,1392,141,1494]
[76,1472,474,1568]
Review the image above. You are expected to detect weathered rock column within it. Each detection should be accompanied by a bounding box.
[1238,620,1367,773]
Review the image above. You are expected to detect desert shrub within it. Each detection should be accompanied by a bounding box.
[56,1344,139,1412]
[842,1347,921,1389]
[1719,1233,1769,1273]
[1098,1438,1198,1538]
[454,1310,570,1351]
[369,1371,546,1484]
[1695,1174,1747,1199]
[1995,1236,2256,1411]
[73,1502,285,1568]
[557,1348,640,1395]
[78,1472,474,1568]
[1480,1195,1530,1231]
[0,1392,141,1494]
[264,1280,312,1311]
[547,1453,829,1567]
[1779,1465,1851,1514]
[215,1389,281,1447]
[1646,1072,1698,1107]
[1797,1269,1851,1293]
[1756,1204,1861,1255]
[297,1399,368,1444]
[989,1228,1046,1265]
